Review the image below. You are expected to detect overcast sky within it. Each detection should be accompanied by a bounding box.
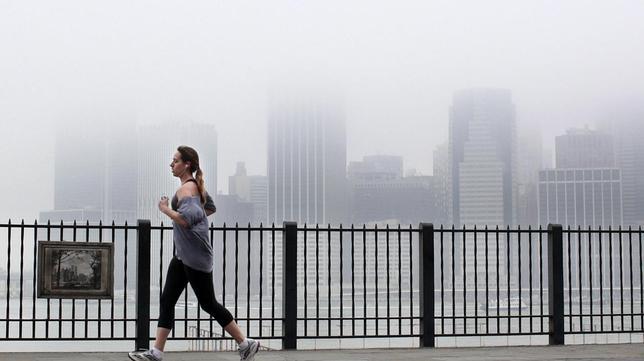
[1,0,644,221]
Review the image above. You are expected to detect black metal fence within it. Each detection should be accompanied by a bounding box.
[0,220,642,350]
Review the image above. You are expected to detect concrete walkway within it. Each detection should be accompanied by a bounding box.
[1,344,643,361]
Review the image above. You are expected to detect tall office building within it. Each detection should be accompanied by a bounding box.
[47,119,138,223]
[448,88,517,288]
[555,128,614,168]
[539,127,622,227]
[538,168,622,227]
[229,162,268,224]
[267,90,348,225]
[605,118,644,226]
[267,89,348,298]
[449,88,517,226]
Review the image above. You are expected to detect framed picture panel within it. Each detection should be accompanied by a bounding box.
[37,241,114,299]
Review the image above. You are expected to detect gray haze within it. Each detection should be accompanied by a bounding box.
[2,0,644,221]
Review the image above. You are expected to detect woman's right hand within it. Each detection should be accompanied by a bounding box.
[158,196,170,213]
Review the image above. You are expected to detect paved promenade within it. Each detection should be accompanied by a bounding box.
[1,344,643,361]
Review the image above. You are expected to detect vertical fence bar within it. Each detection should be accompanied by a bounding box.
[327,225,332,337]
[398,225,403,335]
[419,223,435,347]
[386,225,390,336]
[628,227,634,331]
[110,222,115,338]
[271,224,276,338]
[282,221,297,350]
[518,226,522,333]
[351,225,356,336]
[246,224,252,333]
[18,221,25,339]
[5,221,11,339]
[135,220,151,351]
[340,225,344,338]
[303,225,308,338]
[317,225,321,337]
[234,224,239,323]
[439,226,444,335]
[506,226,511,334]
[548,224,564,345]
[496,226,500,334]
[619,227,624,331]
[485,226,489,334]
[223,224,227,337]
[639,227,643,333]
[123,221,129,339]
[409,225,414,336]
[599,226,604,332]
[453,226,457,335]
[539,226,544,333]
[363,225,367,336]
[528,227,533,334]
[474,226,478,335]
[588,227,593,333]
[32,221,38,339]
[609,226,614,332]
[578,227,583,332]
[259,225,264,339]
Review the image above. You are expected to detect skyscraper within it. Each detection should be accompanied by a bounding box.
[449,88,517,226]
[606,118,644,226]
[555,127,614,168]
[267,90,347,225]
[538,168,622,227]
[48,118,138,223]
[539,126,622,227]
[229,162,268,224]
[267,89,348,300]
[448,88,517,288]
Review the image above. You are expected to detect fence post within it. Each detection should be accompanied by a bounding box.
[548,224,564,345]
[282,221,298,350]
[135,219,151,351]
[419,223,435,347]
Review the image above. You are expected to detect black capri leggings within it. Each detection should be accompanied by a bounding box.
[158,257,234,329]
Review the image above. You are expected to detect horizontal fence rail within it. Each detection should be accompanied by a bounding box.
[0,221,642,350]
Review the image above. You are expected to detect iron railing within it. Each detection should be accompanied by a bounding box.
[0,220,642,350]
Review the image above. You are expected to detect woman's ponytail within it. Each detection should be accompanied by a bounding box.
[195,168,206,205]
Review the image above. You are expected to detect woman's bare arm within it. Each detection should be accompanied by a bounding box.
[158,196,189,228]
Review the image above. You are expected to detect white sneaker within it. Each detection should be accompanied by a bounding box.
[128,349,162,361]
[238,338,260,361]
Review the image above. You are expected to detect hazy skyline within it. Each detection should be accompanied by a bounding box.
[2,0,644,221]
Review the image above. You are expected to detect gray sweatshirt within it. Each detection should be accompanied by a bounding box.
[171,194,216,273]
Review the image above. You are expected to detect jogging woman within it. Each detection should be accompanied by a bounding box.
[128,145,259,361]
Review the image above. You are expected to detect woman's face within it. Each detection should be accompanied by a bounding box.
[170,151,190,177]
